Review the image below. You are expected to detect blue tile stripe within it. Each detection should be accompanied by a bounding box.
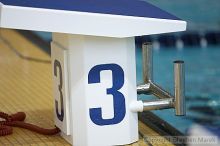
[0,0,180,20]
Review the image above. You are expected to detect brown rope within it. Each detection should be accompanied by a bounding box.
[0,112,60,136]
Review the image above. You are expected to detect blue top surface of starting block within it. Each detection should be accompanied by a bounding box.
[0,0,180,20]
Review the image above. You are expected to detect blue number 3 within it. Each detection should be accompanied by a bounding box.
[88,64,126,126]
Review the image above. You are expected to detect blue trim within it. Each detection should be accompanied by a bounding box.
[0,0,180,20]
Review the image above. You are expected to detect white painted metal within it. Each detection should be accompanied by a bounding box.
[52,33,138,146]
[51,43,71,135]
[0,3,186,38]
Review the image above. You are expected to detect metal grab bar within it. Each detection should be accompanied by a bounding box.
[174,60,185,116]
[132,43,186,116]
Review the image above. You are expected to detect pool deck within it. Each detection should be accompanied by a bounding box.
[0,28,174,146]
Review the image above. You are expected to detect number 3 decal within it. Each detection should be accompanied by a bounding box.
[88,64,126,126]
[54,60,64,122]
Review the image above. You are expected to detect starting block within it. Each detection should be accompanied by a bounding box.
[0,0,186,146]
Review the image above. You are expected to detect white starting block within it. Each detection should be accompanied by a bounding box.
[0,0,186,146]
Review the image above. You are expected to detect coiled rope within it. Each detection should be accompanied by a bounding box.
[0,112,60,136]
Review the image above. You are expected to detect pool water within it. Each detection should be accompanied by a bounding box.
[146,0,220,31]
[136,46,220,133]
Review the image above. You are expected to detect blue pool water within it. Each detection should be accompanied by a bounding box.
[147,0,220,31]
[136,46,220,133]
